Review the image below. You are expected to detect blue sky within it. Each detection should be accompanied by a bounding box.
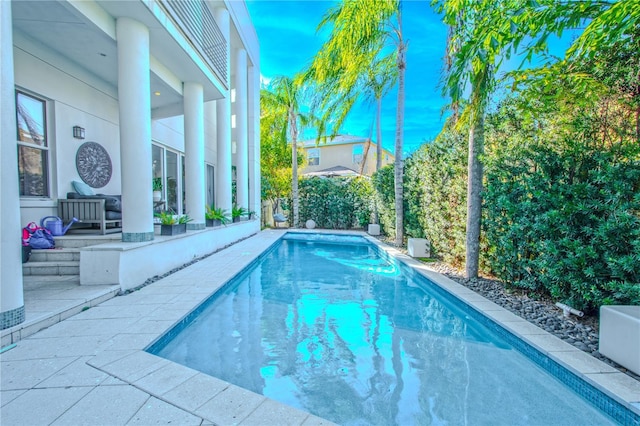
[247,1,449,154]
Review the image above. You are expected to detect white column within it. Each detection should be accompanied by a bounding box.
[215,7,232,213]
[117,18,154,242]
[234,49,249,212]
[184,82,205,229]
[0,0,25,329]
[248,64,261,220]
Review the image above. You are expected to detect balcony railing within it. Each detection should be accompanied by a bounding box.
[160,0,228,87]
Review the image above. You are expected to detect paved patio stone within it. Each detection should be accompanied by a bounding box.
[93,351,169,383]
[196,384,266,425]
[104,332,159,351]
[85,349,137,368]
[496,319,550,336]
[1,387,92,425]
[160,373,229,412]
[465,299,504,311]
[3,335,113,359]
[125,318,176,335]
[71,303,161,320]
[239,399,311,425]
[36,356,110,388]
[133,361,199,396]
[524,332,579,353]
[1,357,77,390]
[301,415,339,426]
[584,372,640,403]
[551,350,619,375]
[480,308,527,323]
[100,375,129,386]
[33,317,138,338]
[0,389,27,407]
[50,384,149,425]
[126,396,204,425]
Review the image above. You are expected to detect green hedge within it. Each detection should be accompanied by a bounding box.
[484,143,640,311]
[297,176,374,229]
[371,131,467,265]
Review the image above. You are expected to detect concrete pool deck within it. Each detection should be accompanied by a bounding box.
[1,229,639,425]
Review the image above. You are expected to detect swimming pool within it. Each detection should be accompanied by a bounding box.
[148,232,632,425]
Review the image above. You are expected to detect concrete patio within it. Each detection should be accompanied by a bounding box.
[1,229,639,425]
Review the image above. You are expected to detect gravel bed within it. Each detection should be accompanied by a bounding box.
[427,260,639,381]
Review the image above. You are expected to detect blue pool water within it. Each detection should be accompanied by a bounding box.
[148,233,626,425]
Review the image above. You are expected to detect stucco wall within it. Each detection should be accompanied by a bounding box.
[302,142,394,176]
[14,38,121,224]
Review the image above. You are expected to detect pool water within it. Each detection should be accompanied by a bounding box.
[149,234,617,425]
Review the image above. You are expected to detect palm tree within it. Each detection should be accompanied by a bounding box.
[261,76,316,228]
[363,55,398,172]
[436,1,513,278]
[306,0,406,246]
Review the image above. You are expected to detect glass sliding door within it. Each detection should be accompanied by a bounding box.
[166,151,179,213]
[206,164,215,207]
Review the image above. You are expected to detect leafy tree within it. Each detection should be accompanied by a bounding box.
[261,76,317,227]
[433,0,640,278]
[307,0,407,246]
[260,88,292,219]
[365,55,398,172]
[435,0,503,278]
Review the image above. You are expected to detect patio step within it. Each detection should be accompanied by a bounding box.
[53,235,121,249]
[29,248,80,263]
[23,260,79,276]
[22,235,119,282]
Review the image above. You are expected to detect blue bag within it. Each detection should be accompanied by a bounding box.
[23,222,55,249]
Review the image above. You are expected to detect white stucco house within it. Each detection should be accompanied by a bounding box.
[1,0,260,329]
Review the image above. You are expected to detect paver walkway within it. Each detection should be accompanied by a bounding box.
[1,230,331,425]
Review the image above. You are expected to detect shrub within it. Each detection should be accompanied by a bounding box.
[484,142,640,312]
[372,132,467,265]
[371,165,396,235]
[297,176,374,229]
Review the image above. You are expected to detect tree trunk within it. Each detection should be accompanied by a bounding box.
[376,96,383,171]
[394,24,406,247]
[465,115,484,278]
[290,109,299,228]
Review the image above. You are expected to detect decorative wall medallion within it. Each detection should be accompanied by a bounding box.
[76,142,112,188]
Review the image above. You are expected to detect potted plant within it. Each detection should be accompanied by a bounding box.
[205,205,230,227]
[152,177,163,202]
[156,211,191,235]
[231,205,248,223]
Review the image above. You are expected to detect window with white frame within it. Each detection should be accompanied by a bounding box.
[16,90,49,197]
[307,148,320,166]
[352,144,364,164]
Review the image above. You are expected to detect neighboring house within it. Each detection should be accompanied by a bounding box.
[301,135,395,177]
[1,0,260,330]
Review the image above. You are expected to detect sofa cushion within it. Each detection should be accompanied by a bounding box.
[105,210,122,220]
[66,192,122,212]
[72,180,95,196]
